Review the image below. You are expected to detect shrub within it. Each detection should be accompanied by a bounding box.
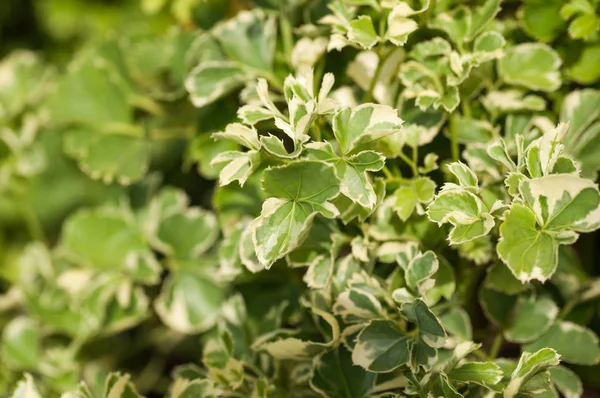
[1,0,600,397]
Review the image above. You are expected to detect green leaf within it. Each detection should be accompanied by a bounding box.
[484,262,527,295]
[505,348,560,398]
[306,142,384,208]
[187,134,238,179]
[10,374,42,398]
[430,7,471,45]
[568,44,600,84]
[439,373,464,398]
[169,379,220,398]
[479,287,518,328]
[352,320,411,372]
[102,372,143,398]
[549,365,583,398]
[46,56,131,126]
[63,129,150,185]
[252,307,339,360]
[148,189,219,260]
[348,16,379,49]
[449,115,498,144]
[569,14,600,38]
[468,0,502,40]
[520,174,600,232]
[0,51,51,121]
[252,161,340,267]
[333,286,385,323]
[0,317,40,370]
[211,150,261,187]
[304,254,334,289]
[482,90,546,115]
[424,257,456,306]
[524,321,600,365]
[561,0,596,19]
[400,299,447,348]
[45,52,152,184]
[497,204,559,282]
[213,10,276,71]
[427,189,495,245]
[393,177,436,221]
[447,162,479,187]
[332,104,403,155]
[212,123,260,151]
[520,0,567,42]
[393,186,419,221]
[386,6,419,46]
[202,333,244,389]
[558,89,600,177]
[410,335,439,372]
[404,251,439,295]
[498,44,562,92]
[61,207,161,284]
[260,134,303,159]
[504,296,559,343]
[561,89,600,151]
[448,362,503,388]
[440,308,473,342]
[155,262,225,334]
[310,347,375,398]
[186,61,247,108]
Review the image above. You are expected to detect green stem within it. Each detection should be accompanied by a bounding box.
[311,117,322,141]
[279,17,294,64]
[398,150,418,176]
[461,99,472,118]
[558,298,578,320]
[13,185,46,244]
[263,71,285,92]
[420,0,437,26]
[314,56,326,90]
[378,8,387,37]
[473,348,490,361]
[451,126,460,162]
[489,332,504,359]
[22,205,45,242]
[412,145,419,174]
[149,127,195,141]
[382,165,394,179]
[363,49,392,103]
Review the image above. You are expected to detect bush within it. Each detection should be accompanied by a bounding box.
[1,0,600,397]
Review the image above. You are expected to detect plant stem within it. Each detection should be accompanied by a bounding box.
[489,332,504,359]
[558,298,578,320]
[279,17,294,64]
[461,99,472,118]
[311,116,323,141]
[263,71,285,92]
[314,56,326,89]
[420,0,437,25]
[382,165,394,179]
[149,127,195,141]
[363,48,391,103]
[412,145,418,173]
[22,204,45,242]
[451,125,460,162]
[398,150,418,176]
[473,348,489,361]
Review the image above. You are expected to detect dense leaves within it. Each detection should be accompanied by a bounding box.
[1,0,600,397]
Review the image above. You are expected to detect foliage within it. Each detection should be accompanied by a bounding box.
[1,0,600,397]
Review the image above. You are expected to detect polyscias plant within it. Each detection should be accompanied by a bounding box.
[1,0,600,397]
